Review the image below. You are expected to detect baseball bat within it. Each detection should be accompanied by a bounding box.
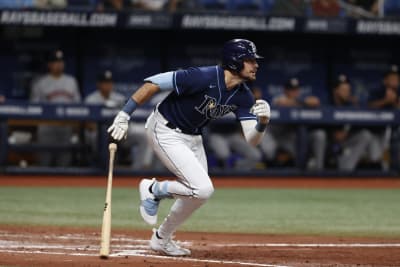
[99,143,117,259]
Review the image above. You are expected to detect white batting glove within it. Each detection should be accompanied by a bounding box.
[250,99,270,123]
[107,111,130,141]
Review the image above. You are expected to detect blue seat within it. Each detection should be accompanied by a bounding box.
[197,0,228,10]
[228,0,263,12]
[261,0,275,13]
[384,0,400,17]
[0,0,34,8]
[67,0,98,10]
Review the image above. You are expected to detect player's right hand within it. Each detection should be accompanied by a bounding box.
[107,111,130,141]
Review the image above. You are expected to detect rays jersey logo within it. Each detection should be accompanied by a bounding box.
[195,95,237,119]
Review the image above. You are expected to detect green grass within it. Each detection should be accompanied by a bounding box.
[0,187,399,237]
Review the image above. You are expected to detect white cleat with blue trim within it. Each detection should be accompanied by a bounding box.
[139,178,159,225]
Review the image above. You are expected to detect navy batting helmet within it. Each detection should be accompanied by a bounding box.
[221,39,263,71]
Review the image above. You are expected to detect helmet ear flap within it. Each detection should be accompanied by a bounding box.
[228,62,238,71]
[226,56,243,72]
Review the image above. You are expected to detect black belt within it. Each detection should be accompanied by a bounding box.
[165,121,200,135]
[155,106,200,135]
[165,121,178,131]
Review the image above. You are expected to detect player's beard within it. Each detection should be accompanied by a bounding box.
[240,71,256,82]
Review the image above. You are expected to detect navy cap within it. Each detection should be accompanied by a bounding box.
[47,49,64,62]
[284,78,300,90]
[384,65,399,78]
[333,74,350,88]
[97,70,113,82]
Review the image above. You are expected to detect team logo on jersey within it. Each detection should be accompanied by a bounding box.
[195,95,236,119]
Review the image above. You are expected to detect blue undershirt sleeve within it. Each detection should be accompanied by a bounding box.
[144,71,174,91]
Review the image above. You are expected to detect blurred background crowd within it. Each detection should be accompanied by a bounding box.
[0,0,399,18]
[1,0,400,175]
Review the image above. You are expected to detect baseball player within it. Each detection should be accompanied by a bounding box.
[30,49,80,166]
[108,39,270,256]
[328,74,373,171]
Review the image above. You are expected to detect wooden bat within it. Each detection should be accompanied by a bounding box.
[99,143,117,259]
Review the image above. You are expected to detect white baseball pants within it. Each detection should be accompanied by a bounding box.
[145,108,214,238]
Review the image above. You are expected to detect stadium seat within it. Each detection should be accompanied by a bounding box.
[0,0,34,8]
[197,0,228,10]
[261,0,276,14]
[67,0,98,10]
[223,0,276,14]
[383,0,400,17]
[227,0,263,12]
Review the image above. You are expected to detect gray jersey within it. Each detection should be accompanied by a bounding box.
[84,91,126,108]
[31,74,80,103]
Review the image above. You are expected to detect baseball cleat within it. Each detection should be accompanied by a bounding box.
[150,229,191,257]
[139,178,159,225]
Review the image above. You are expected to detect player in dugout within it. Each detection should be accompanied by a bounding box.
[107,39,270,256]
[30,49,80,167]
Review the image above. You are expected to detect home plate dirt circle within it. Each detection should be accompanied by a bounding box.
[0,226,400,267]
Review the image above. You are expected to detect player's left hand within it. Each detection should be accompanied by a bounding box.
[251,99,270,124]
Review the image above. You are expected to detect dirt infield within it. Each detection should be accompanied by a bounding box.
[1,175,400,266]
[0,225,400,267]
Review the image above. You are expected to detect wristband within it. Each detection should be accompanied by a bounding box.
[122,98,138,115]
[255,122,267,132]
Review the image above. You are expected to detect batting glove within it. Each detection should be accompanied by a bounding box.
[107,111,130,141]
[250,99,271,123]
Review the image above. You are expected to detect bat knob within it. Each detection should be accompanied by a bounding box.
[109,143,117,152]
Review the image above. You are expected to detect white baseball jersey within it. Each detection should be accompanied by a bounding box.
[30,74,80,103]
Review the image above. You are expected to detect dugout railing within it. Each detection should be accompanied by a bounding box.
[0,101,399,176]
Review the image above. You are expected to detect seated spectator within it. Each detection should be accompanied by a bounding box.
[366,65,400,169]
[260,78,326,170]
[131,0,181,12]
[30,49,81,167]
[35,0,67,9]
[326,74,374,171]
[345,0,380,17]
[311,0,341,17]
[97,0,126,11]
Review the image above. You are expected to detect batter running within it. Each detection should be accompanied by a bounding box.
[108,39,270,256]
